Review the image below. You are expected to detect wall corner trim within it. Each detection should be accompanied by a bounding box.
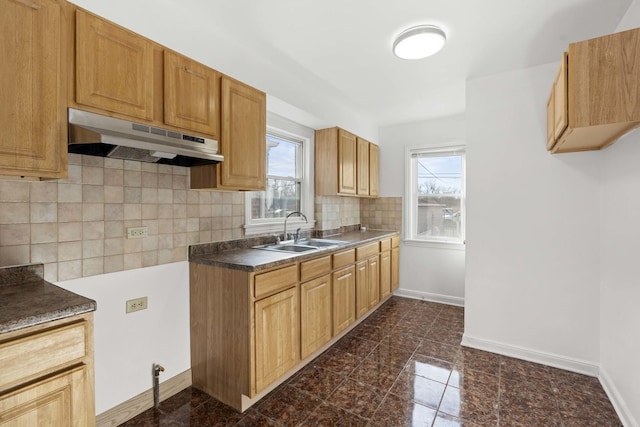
[599,367,638,427]
[461,334,599,376]
[96,369,192,427]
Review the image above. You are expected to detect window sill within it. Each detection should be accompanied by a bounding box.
[402,239,465,251]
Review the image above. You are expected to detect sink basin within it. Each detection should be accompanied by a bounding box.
[253,238,348,254]
[254,244,319,253]
[295,238,348,247]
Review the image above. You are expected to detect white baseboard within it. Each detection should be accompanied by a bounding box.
[96,369,192,427]
[394,288,464,307]
[599,367,638,427]
[461,333,599,376]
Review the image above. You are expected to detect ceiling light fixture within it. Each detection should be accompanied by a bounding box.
[393,25,446,60]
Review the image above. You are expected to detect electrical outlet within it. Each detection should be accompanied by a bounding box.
[126,297,148,313]
[127,226,148,239]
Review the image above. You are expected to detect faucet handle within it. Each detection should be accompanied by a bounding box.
[271,233,281,244]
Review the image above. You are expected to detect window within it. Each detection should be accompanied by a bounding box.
[405,145,465,246]
[244,113,314,235]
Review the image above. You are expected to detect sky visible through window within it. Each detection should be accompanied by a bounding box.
[267,135,299,177]
[417,155,462,194]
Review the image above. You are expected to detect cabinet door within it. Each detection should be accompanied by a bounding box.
[546,90,556,150]
[300,274,332,359]
[338,129,357,195]
[391,247,400,291]
[164,50,219,137]
[355,260,368,318]
[369,143,380,197]
[75,10,154,121]
[553,53,568,140]
[0,0,67,179]
[356,137,370,196]
[367,255,380,309]
[254,287,298,393]
[380,250,391,299]
[332,266,355,336]
[219,76,266,190]
[0,366,89,427]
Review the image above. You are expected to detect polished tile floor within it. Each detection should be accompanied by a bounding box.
[121,297,621,426]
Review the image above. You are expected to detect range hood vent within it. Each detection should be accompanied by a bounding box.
[68,108,224,167]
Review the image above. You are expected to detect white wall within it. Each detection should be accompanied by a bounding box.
[598,3,640,426]
[379,115,466,304]
[464,63,602,371]
[57,262,191,415]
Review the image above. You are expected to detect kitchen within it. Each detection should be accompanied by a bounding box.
[1,0,639,426]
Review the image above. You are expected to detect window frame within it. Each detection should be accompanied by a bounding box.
[244,118,315,236]
[404,143,466,250]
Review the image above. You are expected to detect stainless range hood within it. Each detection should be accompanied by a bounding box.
[68,108,224,167]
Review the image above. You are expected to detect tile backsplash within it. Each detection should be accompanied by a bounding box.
[0,154,245,282]
[0,155,403,282]
[360,197,402,232]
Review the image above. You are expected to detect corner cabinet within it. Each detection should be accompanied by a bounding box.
[0,314,95,426]
[315,127,379,198]
[547,27,640,153]
[190,76,266,191]
[0,0,68,179]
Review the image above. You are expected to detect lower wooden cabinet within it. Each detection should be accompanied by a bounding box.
[0,314,95,426]
[380,250,391,299]
[189,234,399,412]
[391,247,400,291]
[332,265,356,335]
[0,366,87,426]
[300,274,332,359]
[254,287,299,393]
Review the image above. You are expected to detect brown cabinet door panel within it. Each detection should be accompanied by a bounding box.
[164,50,219,137]
[75,9,154,120]
[0,0,67,178]
[356,137,370,196]
[300,274,332,359]
[332,266,356,335]
[338,129,357,195]
[220,76,266,190]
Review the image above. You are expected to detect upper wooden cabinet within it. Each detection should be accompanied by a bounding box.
[164,50,220,138]
[547,28,640,153]
[75,9,154,121]
[0,0,68,179]
[190,76,266,190]
[356,137,370,196]
[315,127,379,198]
[73,8,221,142]
[369,143,380,197]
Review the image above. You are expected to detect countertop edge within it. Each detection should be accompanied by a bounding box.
[189,230,399,272]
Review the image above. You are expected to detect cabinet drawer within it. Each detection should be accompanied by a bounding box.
[356,242,379,261]
[333,249,355,269]
[391,236,400,248]
[380,238,391,252]
[254,264,298,300]
[0,321,87,391]
[300,256,331,282]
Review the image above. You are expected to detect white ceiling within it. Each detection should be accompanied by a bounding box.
[73,0,633,128]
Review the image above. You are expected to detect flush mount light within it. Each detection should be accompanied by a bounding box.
[393,25,446,60]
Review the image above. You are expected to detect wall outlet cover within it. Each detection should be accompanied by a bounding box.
[127,226,148,239]
[126,296,148,313]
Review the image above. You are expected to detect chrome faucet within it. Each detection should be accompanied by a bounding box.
[284,211,308,242]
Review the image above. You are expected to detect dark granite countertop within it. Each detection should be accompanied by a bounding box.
[0,264,97,334]
[189,230,399,272]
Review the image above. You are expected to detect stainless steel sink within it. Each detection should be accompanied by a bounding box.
[254,244,319,253]
[253,238,348,253]
[295,238,348,247]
